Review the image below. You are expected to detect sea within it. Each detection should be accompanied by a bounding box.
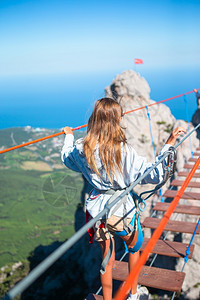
[0,67,199,130]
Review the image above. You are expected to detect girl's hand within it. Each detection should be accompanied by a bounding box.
[63,126,73,135]
[166,126,186,146]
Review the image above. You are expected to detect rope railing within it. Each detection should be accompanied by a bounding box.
[0,88,199,155]
[184,95,194,157]
[122,88,200,115]
[146,105,164,202]
[3,123,200,300]
[0,124,88,154]
[114,154,200,300]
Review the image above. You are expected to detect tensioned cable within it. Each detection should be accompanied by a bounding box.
[3,123,200,300]
[123,88,200,115]
[0,89,199,155]
[184,95,194,157]
[114,150,200,300]
[0,124,88,154]
[146,105,164,202]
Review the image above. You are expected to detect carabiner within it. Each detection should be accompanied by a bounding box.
[139,200,146,212]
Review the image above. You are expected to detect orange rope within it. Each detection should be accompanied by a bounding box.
[0,89,199,155]
[114,155,200,300]
[0,124,87,154]
[123,89,199,115]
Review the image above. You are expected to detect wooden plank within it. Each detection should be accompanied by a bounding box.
[189,157,200,162]
[141,237,194,258]
[178,171,200,178]
[171,179,200,188]
[142,217,200,234]
[113,261,185,292]
[163,189,200,200]
[184,163,200,169]
[153,202,200,216]
[193,152,200,156]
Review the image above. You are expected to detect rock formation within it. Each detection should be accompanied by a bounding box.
[105,70,198,165]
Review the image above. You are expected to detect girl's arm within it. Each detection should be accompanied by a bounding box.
[61,126,81,172]
[129,126,186,185]
[165,126,186,146]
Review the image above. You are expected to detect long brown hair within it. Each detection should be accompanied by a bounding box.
[83,98,126,183]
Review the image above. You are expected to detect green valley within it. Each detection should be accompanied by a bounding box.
[0,127,85,268]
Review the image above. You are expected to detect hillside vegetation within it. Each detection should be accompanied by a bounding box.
[0,127,85,268]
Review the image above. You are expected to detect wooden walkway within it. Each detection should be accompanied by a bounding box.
[86,150,200,299]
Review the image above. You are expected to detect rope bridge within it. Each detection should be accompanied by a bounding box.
[1,88,200,300]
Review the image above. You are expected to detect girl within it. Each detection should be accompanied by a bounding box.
[61,98,185,300]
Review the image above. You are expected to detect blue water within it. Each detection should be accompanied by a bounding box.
[0,67,199,129]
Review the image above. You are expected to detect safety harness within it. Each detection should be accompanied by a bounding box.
[86,146,177,274]
[139,146,177,202]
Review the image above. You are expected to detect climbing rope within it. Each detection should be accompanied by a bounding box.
[139,146,177,201]
[184,94,194,157]
[123,88,200,115]
[146,105,164,202]
[0,89,199,155]
[146,105,156,158]
[184,217,200,264]
[0,124,88,154]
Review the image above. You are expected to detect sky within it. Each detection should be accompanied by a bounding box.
[0,0,200,77]
[0,0,200,128]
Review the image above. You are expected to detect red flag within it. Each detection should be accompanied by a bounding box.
[134,58,143,64]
